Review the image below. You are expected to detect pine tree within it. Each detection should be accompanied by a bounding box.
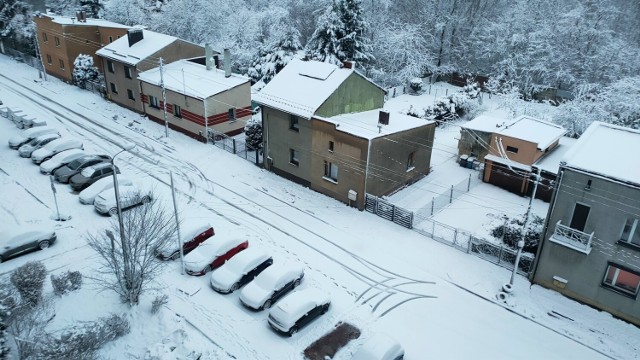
[306,5,344,66]
[247,24,302,84]
[244,117,263,150]
[0,0,32,47]
[72,54,100,89]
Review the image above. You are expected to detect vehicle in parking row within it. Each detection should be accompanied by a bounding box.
[239,263,305,310]
[0,227,57,263]
[183,237,248,276]
[70,163,119,191]
[267,288,330,336]
[31,137,83,164]
[157,219,215,260]
[8,126,59,149]
[54,154,112,183]
[78,176,133,205]
[93,185,152,215]
[40,149,85,174]
[209,248,272,293]
[18,133,61,158]
[351,333,405,360]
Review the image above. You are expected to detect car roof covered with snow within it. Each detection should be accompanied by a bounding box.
[269,288,329,322]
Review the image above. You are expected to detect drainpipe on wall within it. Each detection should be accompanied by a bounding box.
[203,99,208,143]
[363,139,372,209]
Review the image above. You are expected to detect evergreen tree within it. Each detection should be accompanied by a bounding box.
[306,5,344,66]
[247,24,302,84]
[79,0,104,18]
[334,0,373,65]
[72,54,100,89]
[0,0,33,51]
[244,117,263,150]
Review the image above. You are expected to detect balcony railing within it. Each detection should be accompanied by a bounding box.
[549,220,594,254]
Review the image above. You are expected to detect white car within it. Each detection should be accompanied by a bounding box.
[267,288,331,336]
[156,219,215,260]
[40,148,85,174]
[239,262,305,310]
[352,333,405,360]
[93,185,152,216]
[182,236,248,276]
[0,227,57,262]
[78,176,133,205]
[209,247,272,293]
[18,133,60,157]
[31,137,83,164]
[8,126,58,149]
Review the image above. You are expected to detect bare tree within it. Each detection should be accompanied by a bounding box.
[87,196,176,306]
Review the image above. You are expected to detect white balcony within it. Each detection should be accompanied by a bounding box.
[549,220,594,254]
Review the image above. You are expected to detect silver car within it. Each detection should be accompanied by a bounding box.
[18,133,61,158]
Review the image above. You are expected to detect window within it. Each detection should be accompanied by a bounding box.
[127,89,135,100]
[42,32,48,42]
[506,146,519,153]
[108,36,113,43]
[407,151,416,170]
[329,141,334,152]
[603,263,640,297]
[54,36,60,47]
[124,66,132,79]
[228,108,236,121]
[289,149,299,166]
[173,104,182,118]
[324,161,338,182]
[149,95,159,108]
[620,218,640,247]
[59,59,64,70]
[289,115,299,132]
[107,60,114,73]
[110,82,118,94]
[46,54,52,65]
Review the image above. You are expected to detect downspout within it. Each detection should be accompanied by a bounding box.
[203,98,208,143]
[363,139,372,210]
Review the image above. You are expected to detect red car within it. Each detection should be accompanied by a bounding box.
[183,237,248,276]
[157,220,215,260]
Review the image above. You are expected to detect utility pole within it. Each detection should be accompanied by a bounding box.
[170,172,184,274]
[159,57,169,137]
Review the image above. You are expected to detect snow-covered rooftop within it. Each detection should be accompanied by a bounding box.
[138,60,249,99]
[533,137,577,174]
[460,114,514,133]
[321,110,434,140]
[42,14,130,29]
[498,116,566,150]
[96,30,179,66]
[252,59,354,119]
[561,121,640,185]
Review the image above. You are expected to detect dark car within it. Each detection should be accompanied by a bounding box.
[54,154,111,183]
[69,163,120,191]
[267,288,331,336]
[0,227,56,262]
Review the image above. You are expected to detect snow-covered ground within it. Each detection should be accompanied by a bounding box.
[0,55,638,360]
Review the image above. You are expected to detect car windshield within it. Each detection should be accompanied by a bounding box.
[28,138,40,146]
[68,158,86,170]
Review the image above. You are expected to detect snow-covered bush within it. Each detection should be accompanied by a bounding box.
[10,261,46,306]
[490,214,544,253]
[247,24,302,84]
[409,78,423,94]
[72,54,100,89]
[244,117,263,150]
[151,294,168,315]
[404,105,422,118]
[51,271,83,296]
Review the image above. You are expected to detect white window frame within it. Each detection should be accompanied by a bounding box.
[323,160,338,183]
[620,218,640,247]
[124,66,132,79]
[149,95,159,109]
[107,60,114,73]
[127,89,135,101]
[289,149,299,166]
[407,151,416,171]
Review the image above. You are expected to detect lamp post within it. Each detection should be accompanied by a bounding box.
[111,142,136,304]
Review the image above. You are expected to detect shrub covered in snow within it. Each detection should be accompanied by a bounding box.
[244,117,263,150]
[151,294,168,315]
[72,54,100,89]
[51,271,83,296]
[416,83,482,123]
[409,78,423,94]
[490,214,544,253]
[10,261,46,306]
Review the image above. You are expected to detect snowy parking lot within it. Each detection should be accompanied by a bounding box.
[0,56,638,359]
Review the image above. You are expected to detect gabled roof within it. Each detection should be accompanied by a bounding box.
[533,137,577,174]
[321,110,434,140]
[561,122,640,186]
[39,14,130,29]
[96,29,178,66]
[138,59,249,100]
[497,116,566,150]
[253,59,380,119]
[460,114,515,133]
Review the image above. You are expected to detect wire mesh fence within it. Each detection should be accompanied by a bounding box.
[413,173,482,221]
[207,128,263,166]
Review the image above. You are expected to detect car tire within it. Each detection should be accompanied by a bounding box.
[263,299,272,310]
[141,196,151,204]
[108,207,118,216]
[38,240,50,250]
[293,279,301,288]
[288,326,298,337]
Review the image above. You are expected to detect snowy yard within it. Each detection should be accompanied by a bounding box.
[1,55,639,359]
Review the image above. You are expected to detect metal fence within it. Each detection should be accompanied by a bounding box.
[414,173,482,221]
[208,128,263,166]
[1,46,43,71]
[365,194,413,229]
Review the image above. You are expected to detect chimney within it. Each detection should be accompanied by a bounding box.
[205,43,213,70]
[75,10,86,23]
[343,61,355,69]
[224,48,231,78]
[378,110,390,126]
[127,28,144,47]
[214,55,220,69]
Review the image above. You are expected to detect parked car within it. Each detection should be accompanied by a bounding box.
[157,219,215,260]
[239,263,305,310]
[93,185,151,215]
[209,248,272,293]
[40,148,85,174]
[31,137,83,164]
[0,227,56,262]
[267,288,331,336]
[9,126,59,149]
[18,133,61,158]
[352,334,405,360]
[70,163,119,191]
[183,237,248,276]
[78,176,133,205]
[54,154,112,183]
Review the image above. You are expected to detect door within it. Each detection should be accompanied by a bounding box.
[569,203,590,231]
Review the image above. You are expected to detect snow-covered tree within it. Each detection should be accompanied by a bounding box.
[72,54,99,89]
[247,24,302,84]
[102,0,148,27]
[305,5,343,65]
[0,0,34,54]
[244,116,263,150]
[79,0,104,18]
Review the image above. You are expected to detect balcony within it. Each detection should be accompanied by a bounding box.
[549,220,594,254]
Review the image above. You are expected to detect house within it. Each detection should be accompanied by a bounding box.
[482,116,566,199]
[96,28,203,112]
[137,50,251,141]
[531,122,640,326]
[253,59,436,209]
[457,114,514,163]
[33,12,130,82]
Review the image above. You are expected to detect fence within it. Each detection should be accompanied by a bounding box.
[208,128,263,166]
[414,173,482,221]
[1,46,43,71]
[384,85,406,100]
[365,194,413,229]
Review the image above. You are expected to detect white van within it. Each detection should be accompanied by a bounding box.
[8,126,59,149]
[31,138,84,164]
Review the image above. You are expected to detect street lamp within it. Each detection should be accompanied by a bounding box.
[112,142,136,303]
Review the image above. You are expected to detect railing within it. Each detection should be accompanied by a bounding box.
[550,220,594,254]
